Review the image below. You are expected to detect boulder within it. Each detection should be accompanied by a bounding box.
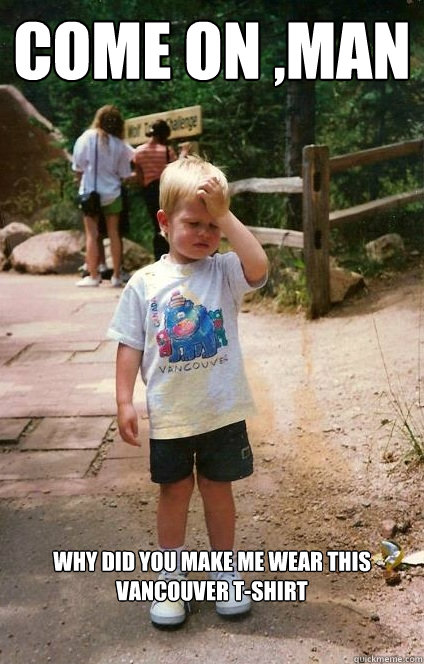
[330,265,365,304]
[365,233,405,263]
[11,230,85,274]
[104,237,153,272]
[0,246,6,271]
[0,85,69,219]
[0,222,34,268]
[122,237,153,271]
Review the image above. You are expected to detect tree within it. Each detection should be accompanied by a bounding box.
[0,0,423,231]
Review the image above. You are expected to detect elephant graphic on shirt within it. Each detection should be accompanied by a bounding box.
[157,291,218,362]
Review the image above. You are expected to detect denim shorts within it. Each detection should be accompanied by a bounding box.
[149,420,253,484]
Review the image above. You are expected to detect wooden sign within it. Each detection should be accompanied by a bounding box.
[125,105,202,146]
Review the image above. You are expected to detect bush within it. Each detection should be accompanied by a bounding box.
[45,201,83,231]
[260,246,308,310]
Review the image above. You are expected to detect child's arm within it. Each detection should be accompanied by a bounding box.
[198,177,268,285]
[116,343,143,447]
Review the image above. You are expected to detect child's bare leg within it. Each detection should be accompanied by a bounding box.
[197,473,251,616]
[197,474,235,550]
[157,474,194,548]
[151,474,194,626]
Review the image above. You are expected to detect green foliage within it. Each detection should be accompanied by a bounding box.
[43,201,83,232]
[231,193,287,230]
[1,1,287,205]
[331,204,424,278]
[32,218,54,234]
[28,158,83,231]
[374,317,424,467]
[125,188,155,251]
[1,0,424,269]
[45,158,78,203]
[332,240,404,279]
[1,178,49,218]
[260,247,308,310]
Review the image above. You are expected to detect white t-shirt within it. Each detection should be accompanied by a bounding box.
[72,129,134,206]
[107,252,266,439]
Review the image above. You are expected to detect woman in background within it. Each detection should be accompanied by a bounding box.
[73,105,134,287]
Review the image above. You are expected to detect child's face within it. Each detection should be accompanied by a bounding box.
[158,197,222,264]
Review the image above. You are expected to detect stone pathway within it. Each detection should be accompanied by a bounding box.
[0,272,149,497]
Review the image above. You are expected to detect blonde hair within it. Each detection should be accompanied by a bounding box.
[159,155,229,215]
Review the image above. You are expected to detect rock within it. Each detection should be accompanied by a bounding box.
[330,265,365,304]
[11,230,85,274]
[397,519,411,534]
[104,237,153,272]
[381,519,397,538]
[122,238,153,271]
[365,233,405,263]
[0,85,69,211]
[0,245,7,271]
[0,222,34,269]
[383,569,401,586]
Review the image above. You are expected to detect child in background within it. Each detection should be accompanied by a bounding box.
[133,119,190,260]
[107,155,268,626]
[133,119,177,260]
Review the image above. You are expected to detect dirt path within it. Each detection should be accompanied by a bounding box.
[1,269,424,663]
[238,268,424,659]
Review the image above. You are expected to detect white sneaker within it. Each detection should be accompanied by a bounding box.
[76,275,100,287]
[111,275,123,288]
[211,570,252,616]
[150,571,189,626]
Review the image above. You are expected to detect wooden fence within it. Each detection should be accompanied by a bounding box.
[229,138,424,318]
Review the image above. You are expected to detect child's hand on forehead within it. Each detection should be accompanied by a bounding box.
[197,176,229,221]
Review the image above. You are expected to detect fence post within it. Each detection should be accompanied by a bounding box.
[302,144,330,319]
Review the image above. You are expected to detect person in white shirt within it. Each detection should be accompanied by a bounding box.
[73,105,134,287]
